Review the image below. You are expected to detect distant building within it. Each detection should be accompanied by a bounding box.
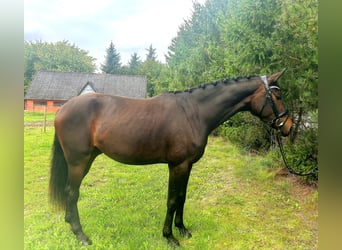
[24,71,147,113]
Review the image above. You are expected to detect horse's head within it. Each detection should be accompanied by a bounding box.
[251,69,293,136]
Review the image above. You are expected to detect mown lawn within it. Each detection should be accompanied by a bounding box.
[24,124,317,249]
[24,111,56,123]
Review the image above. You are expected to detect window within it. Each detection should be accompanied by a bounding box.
[53,101,65,107]
[34,101,47,106]
[80,83,95,95]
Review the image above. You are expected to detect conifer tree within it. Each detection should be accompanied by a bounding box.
[101,41,122,74]
[128,52,142,74]
[145,44,158,61]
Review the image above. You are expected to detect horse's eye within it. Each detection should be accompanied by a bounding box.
[270,87,282,99]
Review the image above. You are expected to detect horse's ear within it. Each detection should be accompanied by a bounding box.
[268,68,286,83]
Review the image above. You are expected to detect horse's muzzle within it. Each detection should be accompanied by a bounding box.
[279,116,293,137]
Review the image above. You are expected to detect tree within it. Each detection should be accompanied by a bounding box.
[271,0,318,112]
[24,40,96,93]
[139,45,169,96]
[128,52,142,74]
[166,0,226,89]
[101,41,122,74]
[145,44,158,62]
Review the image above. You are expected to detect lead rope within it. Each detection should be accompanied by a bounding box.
[275,132,318,177]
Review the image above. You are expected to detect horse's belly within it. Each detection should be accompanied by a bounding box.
[96,138,168,165]
[93,115,202,165]
[103,149,167,165]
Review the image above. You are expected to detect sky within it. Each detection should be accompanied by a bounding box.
[24,0,206,71]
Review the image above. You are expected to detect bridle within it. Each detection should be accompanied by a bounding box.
[259,75,289,130]
[259,75,317,178]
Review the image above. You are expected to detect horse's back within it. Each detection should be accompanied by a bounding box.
[55,93,147,127]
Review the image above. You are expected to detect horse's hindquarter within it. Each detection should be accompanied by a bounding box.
[93,95,200,165]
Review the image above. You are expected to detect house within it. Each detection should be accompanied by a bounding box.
[24,71,147,113]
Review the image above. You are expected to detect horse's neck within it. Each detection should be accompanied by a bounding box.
[190,79,260,134]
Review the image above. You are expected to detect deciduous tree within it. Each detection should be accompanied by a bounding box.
[24,40,96,93]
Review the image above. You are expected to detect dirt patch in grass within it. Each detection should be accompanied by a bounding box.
[274,168,318,210]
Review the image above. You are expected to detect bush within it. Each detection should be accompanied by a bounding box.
[282,127,318,182]
[218,113,271,152]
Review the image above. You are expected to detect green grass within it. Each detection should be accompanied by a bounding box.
[24,126,317,249]
[24,111,56,123]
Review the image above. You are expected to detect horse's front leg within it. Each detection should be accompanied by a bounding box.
[163,162,192,247]
[174,192,192,239]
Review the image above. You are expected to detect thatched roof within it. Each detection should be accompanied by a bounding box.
[25,71,147,100]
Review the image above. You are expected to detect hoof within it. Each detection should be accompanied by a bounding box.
[167,236,180,248]
[76,233,92,246]
[81,239,92,246]
[178,227,192,238]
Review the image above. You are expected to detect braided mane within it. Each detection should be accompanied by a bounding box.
[167,75,258,94]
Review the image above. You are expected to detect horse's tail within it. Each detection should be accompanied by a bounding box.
[49,133,68,210]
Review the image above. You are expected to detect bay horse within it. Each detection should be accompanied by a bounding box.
[49,69,293,247]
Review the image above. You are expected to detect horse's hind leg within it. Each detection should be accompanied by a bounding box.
[65,151,99,245]
[65,166,90,245]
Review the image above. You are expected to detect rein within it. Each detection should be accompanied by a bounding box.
[275,133,318,177]
[260,76,318,178]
